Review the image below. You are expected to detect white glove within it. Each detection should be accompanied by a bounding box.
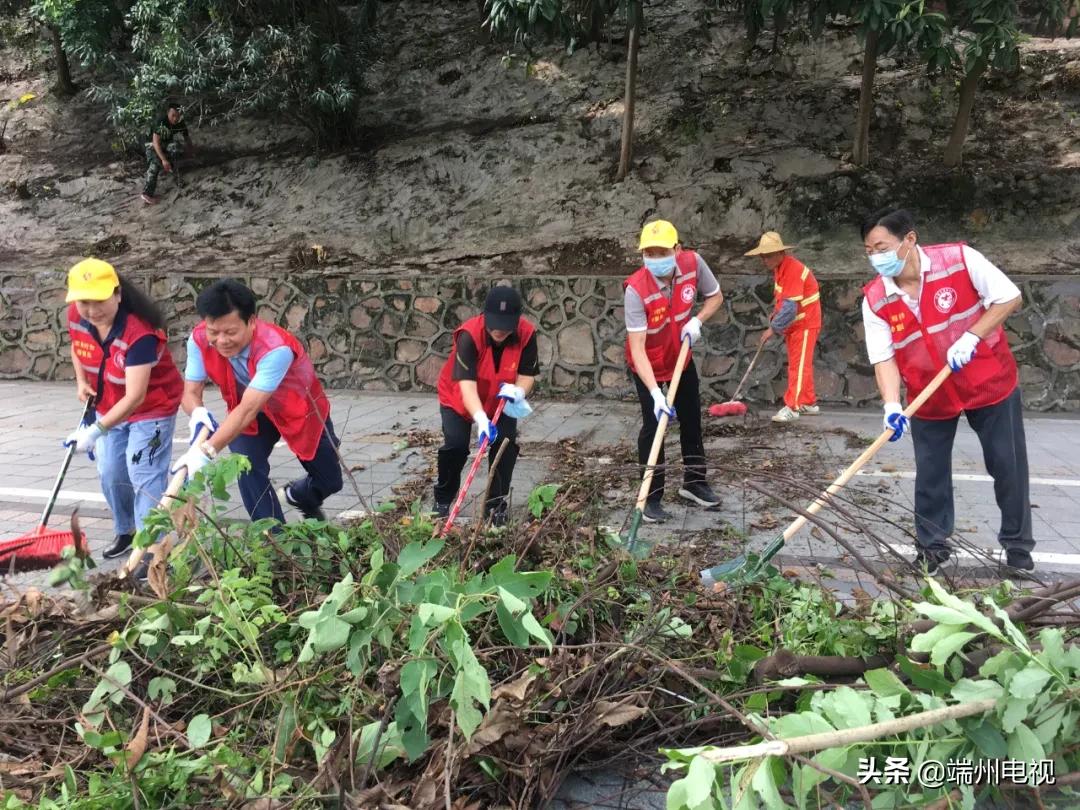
[188,406,219,444]
[883,402,908,442]
[64,422,104,455]
[497,383,526,403]
[946,331,981,372]
[680,316,702,346]
[650,387,676,421]
[472,410,498,447]
[171,445,212,477]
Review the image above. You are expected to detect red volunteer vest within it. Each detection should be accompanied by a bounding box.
[192,320,330,461]
[863,243,1018,420]
[624,251,698,382]
[437,315,537,419]
[67,303,183,422]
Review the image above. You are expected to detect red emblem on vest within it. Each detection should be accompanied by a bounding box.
[680,286,695,304]
[934,287,957,314]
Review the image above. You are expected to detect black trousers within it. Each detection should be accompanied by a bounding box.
[632,359,706,504]
[434,406,519,513]
[910,387,1034,554]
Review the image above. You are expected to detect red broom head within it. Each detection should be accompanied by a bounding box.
[0,526,82,573]
[709,401,748,417]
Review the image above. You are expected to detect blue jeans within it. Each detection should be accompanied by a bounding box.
[94,415,176,536]
[229,413,343,522]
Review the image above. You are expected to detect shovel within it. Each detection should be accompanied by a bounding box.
[624,338,691,555]
[701,365,953,589]
[438,399,506,538]
[0,398,95,572]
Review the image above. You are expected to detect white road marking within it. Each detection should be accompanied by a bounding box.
[0,486,108,503]
[856,470,1080,488]
[889,543,1080,568]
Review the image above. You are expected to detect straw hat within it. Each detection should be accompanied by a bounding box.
[744,231,796,256]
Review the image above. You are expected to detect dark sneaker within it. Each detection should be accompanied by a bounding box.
[1004,549,1035,572]
[642,501,672,523]
[487,508,509,528]
[678,482,721,507]
[435,502,451,519]
[913,548,951,575]
[280,484,326,522]
[103,533,134,560]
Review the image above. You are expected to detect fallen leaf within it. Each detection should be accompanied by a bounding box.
[491,670,536,705]
[594,699,647,728]
[126,706,151,770]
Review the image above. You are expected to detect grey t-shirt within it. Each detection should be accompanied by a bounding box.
[624,253,721,332]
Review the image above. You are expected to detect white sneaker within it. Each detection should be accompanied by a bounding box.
[771,406,800,423]
[798,405,820,415]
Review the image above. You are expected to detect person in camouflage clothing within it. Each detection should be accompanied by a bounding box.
[141,102,194,205]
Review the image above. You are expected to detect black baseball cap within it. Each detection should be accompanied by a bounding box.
[484,285,523,333]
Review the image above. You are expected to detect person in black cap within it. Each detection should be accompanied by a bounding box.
[434,285,540,525]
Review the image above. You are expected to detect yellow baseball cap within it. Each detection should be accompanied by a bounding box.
[638,220,679,251]
[66,258,120,302]
[744,231,797,256]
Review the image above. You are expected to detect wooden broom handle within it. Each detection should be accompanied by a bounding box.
[634,339,692,512]
[781,365,953,541]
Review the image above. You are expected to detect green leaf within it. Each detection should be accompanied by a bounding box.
[1001,696,1031,733]
[925,579,1004,640]
[397,540,444,578]
[1037,628,1065,667]
[312,616,350,652]
[418,603,456,626]
[951,678,1003,703]
[520,612,553,651]
[979,650,1019,678]
[1007,721,1045,767]
[750,756,786,810]
[897,655,952,694]
[931,631,979,667]
[964,718,1007,758]
[496,601,530,647]
[864,668,909,698]
[187,714,212,748]
[1008,661,1053,699]
[683,755,716,807]
[772,711,835,739]
[819,687,872,730]
[911,623,968,653]
[497,586,527,615]
[148,676,177,704]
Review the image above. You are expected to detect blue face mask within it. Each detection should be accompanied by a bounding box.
[644,255,676,278]
[869,245,907,278]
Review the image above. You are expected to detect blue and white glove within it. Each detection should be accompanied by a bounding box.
[188,406,219,444]
[473,411,499,448]
[171,445,212,477]
[680,316,702,346]
[64,422,104,456]
[947,331,981,371]
[650,387,676,422]
[883,402,908,442]
[498,383,533,419]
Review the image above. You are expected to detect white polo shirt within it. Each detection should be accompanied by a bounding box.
[861,245,1022,365]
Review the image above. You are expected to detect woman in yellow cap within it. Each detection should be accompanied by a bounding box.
[64,258,184,560]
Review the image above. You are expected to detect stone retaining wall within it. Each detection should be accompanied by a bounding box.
[2,270,1078,411]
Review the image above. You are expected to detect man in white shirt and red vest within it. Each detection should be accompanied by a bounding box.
[624,220,724,523]
[172,279,342,523]
[860,207,1034,574]
[435,286,539,526]
[745,231,823,423]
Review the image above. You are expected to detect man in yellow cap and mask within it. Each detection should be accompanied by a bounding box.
[745,231,821,423]
[623,220,724,523]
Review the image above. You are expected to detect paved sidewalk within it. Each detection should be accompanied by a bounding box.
[1,382,1078,589]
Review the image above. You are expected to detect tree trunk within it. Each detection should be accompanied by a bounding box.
[49,26,77,96]
[942,57,987,168]
[615,15,639,182]
[851,29,880,167]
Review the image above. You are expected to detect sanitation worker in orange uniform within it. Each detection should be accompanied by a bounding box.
[745,231,822,423]
[624,220,724,523]
[860,207,1034,575]
[434,286,540,526]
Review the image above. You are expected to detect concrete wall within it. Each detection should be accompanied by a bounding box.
[2,270,1078,411]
